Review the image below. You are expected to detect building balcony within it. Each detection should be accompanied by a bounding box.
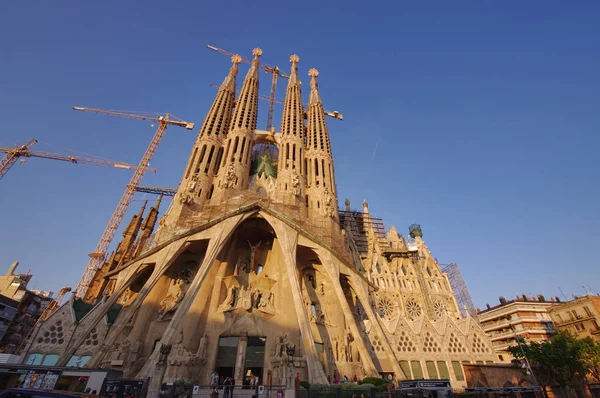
[553,314,596,326]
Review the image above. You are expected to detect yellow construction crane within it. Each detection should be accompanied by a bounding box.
[0,139,146,181]
[208,83,343,121]
[72,106,194,299]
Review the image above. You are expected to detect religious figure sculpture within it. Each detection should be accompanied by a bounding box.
[196,334,208,362]
[248,240,261,269]
[158,278,187,320]
[291,171,300,196]
[236,256,251,275]
[219,285,237,311]
[257,291,275,314]
[224,164,236,188]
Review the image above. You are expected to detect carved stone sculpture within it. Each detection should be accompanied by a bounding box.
[220,285,237,311]
[158,278,188,320]
[236,256,251,275]
[291,171,300,196]
[224,164,236,188]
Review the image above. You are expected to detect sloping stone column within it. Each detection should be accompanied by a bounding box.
[318,251,379,377]
[349,274,407,380]
[261,213,328,385]
[143,214,246,398]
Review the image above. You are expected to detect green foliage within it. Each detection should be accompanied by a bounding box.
[580,337,600,383]
[300,381,311,389]
[308,383,377,398]
[361,377,387,387]
[508,331,589,389]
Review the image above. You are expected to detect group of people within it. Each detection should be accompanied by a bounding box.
[211,370,262,398]
[210,372,235,398]
[327,374,359,384]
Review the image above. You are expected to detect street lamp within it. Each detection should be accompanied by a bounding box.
[505,315,540,388]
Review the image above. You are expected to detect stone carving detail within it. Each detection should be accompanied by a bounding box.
[377,297,395,319]
[186,175,198,192]
[433,300,446,320]
[319,281,327,296]
[224,164,237,188]
[271,333,289,358]
[236,256,251,275]
[291,171,300,196]
[405,298,422,320]
[179,194,192,205]
[248,240,261,269]
[104,339,142,368]
[219,285,276,315]
[158,275,190,320]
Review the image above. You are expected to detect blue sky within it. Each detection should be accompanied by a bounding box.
[1,1,599,308]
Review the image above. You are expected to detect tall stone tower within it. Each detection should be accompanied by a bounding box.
[169,54,241,222]
[28,48,498,397]
[213,48,262,195]
[305,68,338,219]
[276,55,306,202]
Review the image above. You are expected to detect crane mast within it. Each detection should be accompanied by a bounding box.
[0,139,37,180]
[73,107,194,298]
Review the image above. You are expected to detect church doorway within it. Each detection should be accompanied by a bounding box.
[215,336,266,387]
[243,337,266,387]
[216,337,238,380]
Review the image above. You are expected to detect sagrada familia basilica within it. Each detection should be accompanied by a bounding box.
[23,48,496,395]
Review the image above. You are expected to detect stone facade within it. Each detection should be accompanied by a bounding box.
[24,48,497,395]
[477,295,557,362]
[548,294,600,342]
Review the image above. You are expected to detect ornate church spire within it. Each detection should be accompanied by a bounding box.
[305,68,338,219]
[214,48,262,194]
[166,55,240,222]
[276,55,306,200]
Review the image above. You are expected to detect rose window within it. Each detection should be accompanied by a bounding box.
[406,299,422,320]
[433,301,446,319]
[377,298,395,319]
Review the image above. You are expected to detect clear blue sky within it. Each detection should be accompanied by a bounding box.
[1,1,599,308]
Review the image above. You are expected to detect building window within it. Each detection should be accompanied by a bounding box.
[451,361,465,381]
[426,361,438,378]
[41,354,59,366]
[584,306,593,317]
[555,313,562,323]
[498,355,504,361]
[437,361,450,379]
[400,361,412,379]
[411,361,424,379]
[26,353,43,365]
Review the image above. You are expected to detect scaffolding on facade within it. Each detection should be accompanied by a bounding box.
[441,263,477,318]
[338,210,388,256]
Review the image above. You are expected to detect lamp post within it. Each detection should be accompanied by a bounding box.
[505,315,540,388]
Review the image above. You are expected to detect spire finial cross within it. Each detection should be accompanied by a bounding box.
[289,54,300,64]
[309,68,319,88]
[231,54,242,64]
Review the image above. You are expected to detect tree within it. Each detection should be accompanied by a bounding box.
[580,337,600,384]
[508,331,588,395]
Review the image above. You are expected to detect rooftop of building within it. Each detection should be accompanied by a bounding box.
[477,294,558,317]
[547,294,600,313]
